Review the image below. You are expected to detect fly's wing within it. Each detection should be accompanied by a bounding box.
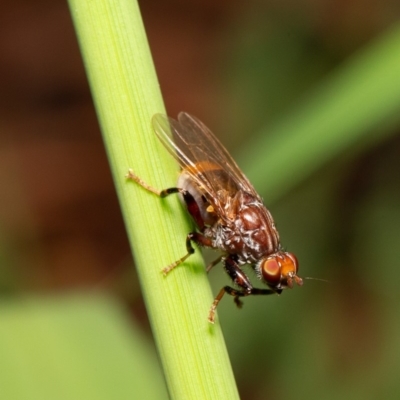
[152,112,261,213]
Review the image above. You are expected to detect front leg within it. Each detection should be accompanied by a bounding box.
[208,255,277,323]
[126,169,184,197]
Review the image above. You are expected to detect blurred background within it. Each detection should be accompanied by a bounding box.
[1,0,400,399]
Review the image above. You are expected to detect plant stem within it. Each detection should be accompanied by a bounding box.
[67,0,239,398]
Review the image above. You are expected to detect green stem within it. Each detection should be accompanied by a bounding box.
[67,1,239,399]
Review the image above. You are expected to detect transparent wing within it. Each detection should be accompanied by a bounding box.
[152,112,260,212]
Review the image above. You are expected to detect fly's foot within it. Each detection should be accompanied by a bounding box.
[161,253,191,276]
[234,296,244,308]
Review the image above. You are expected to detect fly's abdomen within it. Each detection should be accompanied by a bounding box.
[178,171,216,229]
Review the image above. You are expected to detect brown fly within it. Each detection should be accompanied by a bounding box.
[126,112,303,323]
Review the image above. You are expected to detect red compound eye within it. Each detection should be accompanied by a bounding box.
[261,252,302,289]
[261,257,281,288]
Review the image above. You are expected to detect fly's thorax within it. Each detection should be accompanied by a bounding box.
[234,192,280,254]
[211,192,281,263]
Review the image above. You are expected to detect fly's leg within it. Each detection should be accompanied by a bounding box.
[206,255,223,273]
[126,169,205,229]
[208,255,278,323]
[208,286,278,323]
[162,232,213,275]
[126,169,211,273]
[126,169,183,197]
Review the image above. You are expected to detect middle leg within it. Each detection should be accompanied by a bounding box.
[162,232,213,275]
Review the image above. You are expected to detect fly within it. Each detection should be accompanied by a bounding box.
[126,112,303,323]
